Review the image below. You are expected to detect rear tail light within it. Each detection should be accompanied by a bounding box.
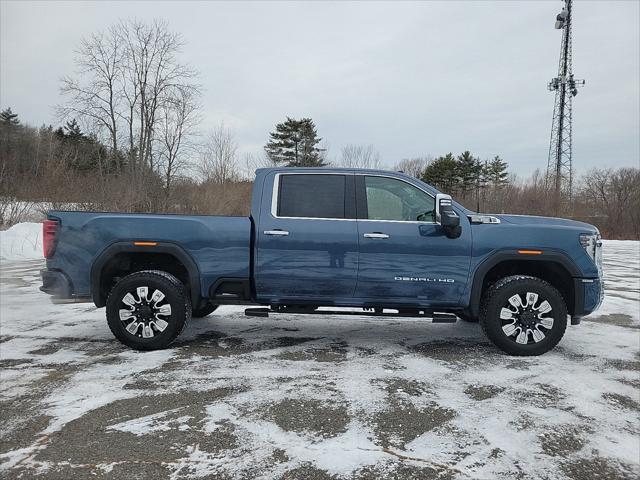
[43,219,59,258]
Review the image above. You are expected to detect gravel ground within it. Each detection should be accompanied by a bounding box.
[0,241,639,479]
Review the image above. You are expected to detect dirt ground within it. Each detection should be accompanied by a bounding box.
[1,247,639,479]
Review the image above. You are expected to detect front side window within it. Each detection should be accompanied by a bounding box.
[364,176,435,222]
[277,174,346,219]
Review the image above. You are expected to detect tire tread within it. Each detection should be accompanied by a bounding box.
[106,270,191,350]
[479,275,568,356]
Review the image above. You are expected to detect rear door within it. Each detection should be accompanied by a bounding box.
[354,174,471,306]
[255,172,359,301]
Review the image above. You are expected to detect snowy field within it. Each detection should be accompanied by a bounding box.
[0,224,638,479]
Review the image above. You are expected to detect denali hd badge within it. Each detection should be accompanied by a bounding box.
[394,276,455,283]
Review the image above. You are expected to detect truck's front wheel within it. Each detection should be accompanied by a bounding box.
[106,270,191,350]
[479,275,567,356]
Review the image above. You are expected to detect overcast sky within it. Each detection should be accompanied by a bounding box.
[1,0,638,175]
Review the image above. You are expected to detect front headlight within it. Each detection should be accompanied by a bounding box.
[580,232,602,266]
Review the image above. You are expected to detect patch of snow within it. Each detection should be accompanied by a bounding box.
[600,240,640,323]
[0,445,44,472]
[42,348,176,434]
[187,403,384,479]
[108,408,191,436]
[0,366,50,400]
[0,222,42,261]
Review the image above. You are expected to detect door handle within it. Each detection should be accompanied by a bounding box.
[363,232,390,239]
[264,230,289,236]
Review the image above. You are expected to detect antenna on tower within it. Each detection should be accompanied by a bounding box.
[546,0,585,215]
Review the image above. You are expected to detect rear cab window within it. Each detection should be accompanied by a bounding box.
[276,174,355,219]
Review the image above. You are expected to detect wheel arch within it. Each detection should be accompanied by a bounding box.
[91,242,201,308]
[468,250,581,319]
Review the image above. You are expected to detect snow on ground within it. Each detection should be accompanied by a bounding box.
[596,240,640,323]
[0,222,42,261]
[0,226,638,479]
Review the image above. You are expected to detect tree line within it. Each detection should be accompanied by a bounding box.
[1,18,638,239]
[2,105,638,239]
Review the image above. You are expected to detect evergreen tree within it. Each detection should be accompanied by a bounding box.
[421,151,507,209]
[472,160,490,212]
[53,118,114,173]
[486,155,509,188]
[0,107,20,126]
[264,117,326,167]
[457,150,482,197]
[55,119,85,142]
[422,153,459,194]
[64,119,84,140]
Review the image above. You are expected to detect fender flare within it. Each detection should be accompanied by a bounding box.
[468,249,581,318]
[90,241,201,308]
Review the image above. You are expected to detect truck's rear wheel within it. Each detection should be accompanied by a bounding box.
[106,270,191,350]
[192,304,219,318]
[479,275,567,356]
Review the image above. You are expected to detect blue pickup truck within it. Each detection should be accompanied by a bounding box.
[40,167,603,355]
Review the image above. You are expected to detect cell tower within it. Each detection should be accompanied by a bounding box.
[546,0,585,214]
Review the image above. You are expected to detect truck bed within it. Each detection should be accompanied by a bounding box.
[45,211,251,300]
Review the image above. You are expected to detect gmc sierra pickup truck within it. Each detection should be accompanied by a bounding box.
[40,167,604,355]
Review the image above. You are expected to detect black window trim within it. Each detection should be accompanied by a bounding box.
[271,172,357,221]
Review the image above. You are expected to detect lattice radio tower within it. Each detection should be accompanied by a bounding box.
[546,0,585,214]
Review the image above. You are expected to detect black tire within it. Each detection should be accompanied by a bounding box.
[479,275,567,356]
[106,270,191,350]
[192,304,219,318]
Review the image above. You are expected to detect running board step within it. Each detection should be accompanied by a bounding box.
[244,308,458,322]
[245,307,270,317]
[431,313,458,323]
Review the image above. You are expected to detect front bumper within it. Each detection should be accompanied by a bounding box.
[573,277,604,321]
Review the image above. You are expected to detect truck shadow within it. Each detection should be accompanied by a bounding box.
[175,313,495,361]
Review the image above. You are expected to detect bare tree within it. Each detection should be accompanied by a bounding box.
[198,123,240,184]
[157,85,201,197]
[117,20,198,174]
[580,168,640,238]
[393,156,432,178]
[339,144,382,169]
[60,30,123,154]
[241,151,276,180]
[59,19,200,180]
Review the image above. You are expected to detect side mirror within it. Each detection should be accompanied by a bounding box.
[435,193,461,238]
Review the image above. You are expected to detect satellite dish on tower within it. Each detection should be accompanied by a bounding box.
[555,8,568,29]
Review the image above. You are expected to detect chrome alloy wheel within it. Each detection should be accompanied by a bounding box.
[499,292,554,345]
[118,286,172,338]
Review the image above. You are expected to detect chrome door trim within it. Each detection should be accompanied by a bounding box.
[270,171,356,221]
[270,171,438,225]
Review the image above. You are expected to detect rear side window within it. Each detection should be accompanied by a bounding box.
[277,174,346,219]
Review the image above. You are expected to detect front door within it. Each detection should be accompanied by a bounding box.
[255,172,359,302]
[354,175,472,307]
